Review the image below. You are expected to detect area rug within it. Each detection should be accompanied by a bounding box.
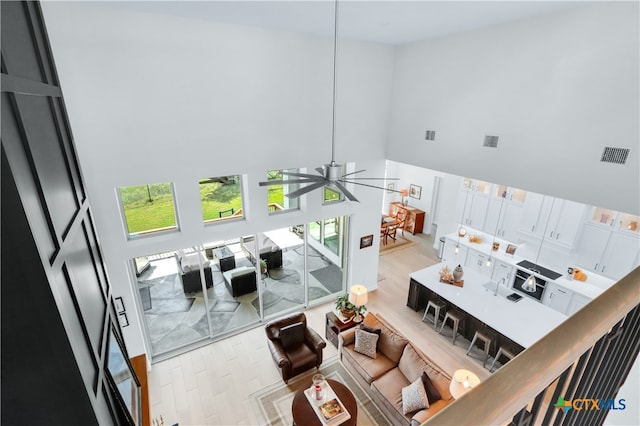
[250,357,389,426]
[379,236,418,255]
[309,264,343,293]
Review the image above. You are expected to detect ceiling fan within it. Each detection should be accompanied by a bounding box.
[258,0,397,202]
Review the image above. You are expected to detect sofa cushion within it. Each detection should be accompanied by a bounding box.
[342,345,396,384]
[179,251,210,272]
[370,367,409,421]
[421,371,442,404]
[401,377,430,414]
[354,329,379,359]
[378,329,409,365]
[398,344,429,384]
[280,322,305,348]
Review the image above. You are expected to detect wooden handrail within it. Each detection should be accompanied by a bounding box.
[426,266,640,425]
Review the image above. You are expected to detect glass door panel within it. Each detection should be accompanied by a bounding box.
[254,227,306,320]
[206,238,260,335]
[307,216,347,305]
[133,246,212,357]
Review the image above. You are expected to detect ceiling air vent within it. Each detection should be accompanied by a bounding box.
[483,135,499,148]
[425,130,436,141]
[601,147,629,165]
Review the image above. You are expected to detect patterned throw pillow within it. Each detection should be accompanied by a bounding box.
[354,329,379,359]
[402,377,430,415]
[359,324,382,349]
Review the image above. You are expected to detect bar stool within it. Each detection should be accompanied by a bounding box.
[489,344,519,372]
[438,309,464,345]
[466,328,497,368]
[422,299,447,330]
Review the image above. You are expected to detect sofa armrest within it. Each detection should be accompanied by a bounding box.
[338,327,356,350]
[304,327,327,352]
[267,339,290,370]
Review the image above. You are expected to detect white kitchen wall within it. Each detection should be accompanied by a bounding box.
[42,2,394,358]
[387,2,639,215]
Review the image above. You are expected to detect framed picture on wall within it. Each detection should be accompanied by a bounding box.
[360,234,374,249]
[409,184,422,200]
[387,183,395,194]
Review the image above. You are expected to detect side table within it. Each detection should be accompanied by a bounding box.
[325,312,357,348]
[213,246,236,272]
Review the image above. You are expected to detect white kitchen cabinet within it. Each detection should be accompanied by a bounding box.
[545,199,586,247]
[542,282,572,314]
[491,260,515,287]
[567,293,591,316]
[574,223,640,280]
[465,248,491,275]
[486,197,525,241]
[599,232,640,280]
[457,190,489,230]
[443,238,468,264]
[521,194,585,247]
[520,192,546,236]
[574,224,610,272]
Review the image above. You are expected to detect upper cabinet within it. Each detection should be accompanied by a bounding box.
[574,208,640,280]
[520,193,586,248]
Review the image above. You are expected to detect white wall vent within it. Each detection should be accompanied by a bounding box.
[425,130,436,141]
[483,135,499,148]
[600,147,629,165]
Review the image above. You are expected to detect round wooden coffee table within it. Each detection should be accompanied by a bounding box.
[292,378,357,426]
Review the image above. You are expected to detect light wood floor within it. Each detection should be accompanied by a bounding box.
[148,233,492,425]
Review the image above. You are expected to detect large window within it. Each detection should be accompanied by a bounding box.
[118,182,178,238]
[266,169,299,213]
[199,175,244,223]
[324,187,343,203]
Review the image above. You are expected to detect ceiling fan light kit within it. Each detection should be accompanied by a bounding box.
[257,0,397,202]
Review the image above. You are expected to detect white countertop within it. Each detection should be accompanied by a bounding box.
[410,263,568,348]
[443,232,615,300]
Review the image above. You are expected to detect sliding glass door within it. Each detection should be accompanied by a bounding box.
[132,216,348,359]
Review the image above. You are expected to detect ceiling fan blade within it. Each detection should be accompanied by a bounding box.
[259,178,323,186]
[315,167,325,175]
[341,179,395,192]
[342,177,400,181]
[333,181,359,202]
[285,180,327,199]
[280,171,325,179]
[341,169,367,178]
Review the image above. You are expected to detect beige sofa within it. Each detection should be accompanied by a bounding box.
[338,313,453,425]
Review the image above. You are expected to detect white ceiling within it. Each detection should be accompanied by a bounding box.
[107,0,584,45]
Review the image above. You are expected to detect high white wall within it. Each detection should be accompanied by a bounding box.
[42,2,394,358]
[387,2,639,215]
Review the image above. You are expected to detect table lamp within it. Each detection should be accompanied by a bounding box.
[349,284,368,323]
[400,188,408,206]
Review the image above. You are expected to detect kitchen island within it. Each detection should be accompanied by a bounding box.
[409,263,568,349]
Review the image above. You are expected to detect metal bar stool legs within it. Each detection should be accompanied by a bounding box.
[466,328,497,368]
[438,309,464,345]
[422,299,447,330]
[489,345,517,372]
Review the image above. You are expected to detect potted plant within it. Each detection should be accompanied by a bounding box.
[335,294,355,319]
[259,259,267,274]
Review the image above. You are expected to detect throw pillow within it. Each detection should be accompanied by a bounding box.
[359,324,381,349]
[279,322,305,348]
[421,371,442,403]
[354,329,379,359]
[401,377,430,415]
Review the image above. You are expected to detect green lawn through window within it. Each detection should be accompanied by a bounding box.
[119,183,177,235]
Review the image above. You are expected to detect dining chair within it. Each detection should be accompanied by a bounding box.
[386,224,399,243]
[380,226,388,245]
[395,210,407,236]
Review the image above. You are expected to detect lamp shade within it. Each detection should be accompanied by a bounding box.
[400,188,408,197]
[349,284,368,307]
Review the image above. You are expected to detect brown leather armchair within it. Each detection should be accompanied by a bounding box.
[265,312,326,383]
